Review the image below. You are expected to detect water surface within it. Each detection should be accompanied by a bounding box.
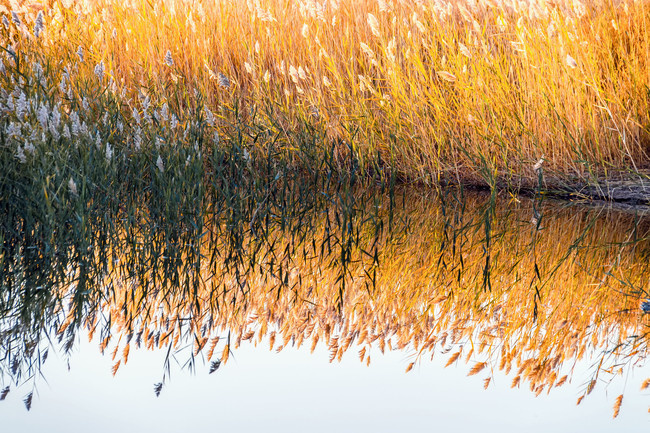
[1,188,649,430]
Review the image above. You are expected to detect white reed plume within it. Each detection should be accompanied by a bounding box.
[11,11,21,27]
[289,65,299,83]
[413,13,426,33]
[34,11,44,38]
[15,91,28,119]
[141,95,150,112]
[76,46,84,62]
[37,104,49,128]
[566,54,578,68]
[360,42,375,59]
[377,0,390,12]
[203,61,218,80]
[15,147,26,164]
[497,16,507,32]
[70,111,81,136]
[132,107,141,125]
[156,155,165,173]
[94,61,105,80]
[51,105,61,129]
[164,50,174,66]
[573,0,587,19]
[5,94,13,112]
[437,71,457,82]
[68,178,78,197]
[204,108,215,126]
[256,7,276,22]
[133,127,142,150]
[367,14,381,38]
[160,103,169,122]
[6,122,21,138]
[217,72,230,88]
[6,44,16,62]
[459,43,471,58]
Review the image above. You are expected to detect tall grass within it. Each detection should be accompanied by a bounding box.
[2,0,649,189]
[1,0,650,417]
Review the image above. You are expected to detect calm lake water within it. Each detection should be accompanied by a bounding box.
[1,188,649,431]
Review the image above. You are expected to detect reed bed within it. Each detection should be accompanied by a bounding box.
[2,0,650,418]
[1,0,649,189]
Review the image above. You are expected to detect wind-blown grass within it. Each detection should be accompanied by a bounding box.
[3,0,649,190]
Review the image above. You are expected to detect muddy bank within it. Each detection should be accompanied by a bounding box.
[434,169,650,213]
[538,170,650,212]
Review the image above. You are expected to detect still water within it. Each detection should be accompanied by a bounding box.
[1,188,649,431]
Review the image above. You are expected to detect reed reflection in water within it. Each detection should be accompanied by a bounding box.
[1,188,649,417]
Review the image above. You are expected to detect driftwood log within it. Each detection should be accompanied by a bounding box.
[544,170,650,212]
[572,179,650,205]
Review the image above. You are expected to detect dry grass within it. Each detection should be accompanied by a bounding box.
[2,0,649,187]
[2,0,650,414]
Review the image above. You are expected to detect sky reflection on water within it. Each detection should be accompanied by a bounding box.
[1,335,648,432]
[1,190,649,430]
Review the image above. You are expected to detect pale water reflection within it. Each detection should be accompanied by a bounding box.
[0,336,648,432]
[1,189,649,430]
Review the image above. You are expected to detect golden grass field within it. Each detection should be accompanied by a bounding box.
[2,0,649,188]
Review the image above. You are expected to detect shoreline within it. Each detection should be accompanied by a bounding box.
[426,169,650,213]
